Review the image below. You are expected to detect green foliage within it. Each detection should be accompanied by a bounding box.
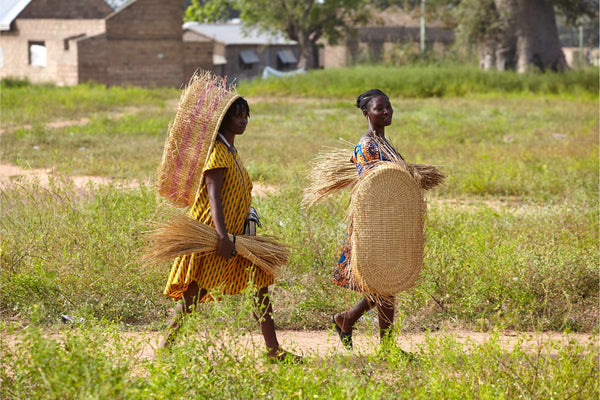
[183,0,237,23]
[453,0,506,46]
[237,0,370,44]
[0,181,170,325]
[239,65,599,98]
[235,0,371,67]
[0,77,31,89]
[1,81,177,128]
[2,320,597,399]
[554,0,599,26]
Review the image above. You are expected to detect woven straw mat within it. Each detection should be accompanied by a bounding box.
[156,72,240,207]
[350,162,425,296]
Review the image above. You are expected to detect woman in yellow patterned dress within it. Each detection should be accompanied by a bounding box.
[160,97,299,362]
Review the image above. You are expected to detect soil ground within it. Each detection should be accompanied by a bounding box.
[2,329,595,362]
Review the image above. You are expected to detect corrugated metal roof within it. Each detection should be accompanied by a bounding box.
[0,0,32,31]
[183,21,296,46]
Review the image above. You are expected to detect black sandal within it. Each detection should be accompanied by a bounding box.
[332,315,353,350]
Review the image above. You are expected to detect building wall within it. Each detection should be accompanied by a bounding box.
[323,44,348,68]
[106,0,184,40]
[182,29,215,80]
[183,41,213,82]
[104,39,184,87]
[77,34,107,84]
[0,19,105,85]
[322,25,454,67]
[100,0,185,87]
[223,44,299,81]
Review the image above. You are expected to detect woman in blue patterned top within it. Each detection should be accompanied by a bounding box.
[332,89,403,350]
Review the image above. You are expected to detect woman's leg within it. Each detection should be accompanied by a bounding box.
[376,296,395,341]
[334,298,374,333]
[160,281,204,348]
[254,286,280,356]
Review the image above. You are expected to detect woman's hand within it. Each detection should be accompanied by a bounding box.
[216,235,236,258]
[206,167,237,259]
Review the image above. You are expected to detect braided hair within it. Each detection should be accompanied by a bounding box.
[355,89,388,111]
[225,96,250,119]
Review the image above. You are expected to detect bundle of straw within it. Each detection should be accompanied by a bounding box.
[301,147,358,209]
[143,214,290,277]
[302,140,445,209]
[406,163,446,191]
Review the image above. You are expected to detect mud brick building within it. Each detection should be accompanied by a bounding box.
[0,0,212,87]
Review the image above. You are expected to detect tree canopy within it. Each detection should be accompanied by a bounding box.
[184,0,371,69]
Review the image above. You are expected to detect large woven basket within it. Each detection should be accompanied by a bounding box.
[350,162,425,296]
[156,71,240,207]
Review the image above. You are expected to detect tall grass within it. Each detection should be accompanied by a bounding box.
[1,66,598,398]
[239,65,599,99]
[2,311,597,399]
[1,81,178,128]
[1,68,597,330]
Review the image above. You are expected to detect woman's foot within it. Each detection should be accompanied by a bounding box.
[266,348,303,364]
[332,314,353,350]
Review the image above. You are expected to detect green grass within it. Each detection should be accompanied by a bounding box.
[238,65,599,99]
[0,81,178,129]
[1,65,598,399]
[2,311,597,399]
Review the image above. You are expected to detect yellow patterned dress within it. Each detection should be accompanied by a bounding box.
[163,141,274,301]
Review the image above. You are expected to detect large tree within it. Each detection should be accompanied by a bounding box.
[447,0,598,72]
[185,0,371,69]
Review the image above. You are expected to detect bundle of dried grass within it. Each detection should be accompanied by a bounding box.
[301,147,357,209]
[302,139,445,209]
[407,163,446,191]
[143,214,290,277]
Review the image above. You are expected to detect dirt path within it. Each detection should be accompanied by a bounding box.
[4,329,594,362]
[0,163,278,197]
[134,330,597,360]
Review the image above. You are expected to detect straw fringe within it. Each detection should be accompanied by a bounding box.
[302,139,445,209]
[142,214,291,277]
[156,70,240,207]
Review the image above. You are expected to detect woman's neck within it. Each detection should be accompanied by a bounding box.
[366,127,385,138]
[219,131,236,147]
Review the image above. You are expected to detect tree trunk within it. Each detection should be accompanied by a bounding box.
[515,0,568,72]
[478,40,496,70]
[478,0,568,73]
[296,33,318,69]
[492,0,517,70]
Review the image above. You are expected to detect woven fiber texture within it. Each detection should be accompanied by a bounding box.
[156,71,240,207]
[143,214,290,277]
[350,162,425,296]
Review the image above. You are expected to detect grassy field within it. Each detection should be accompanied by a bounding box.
[1,66,598,398]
